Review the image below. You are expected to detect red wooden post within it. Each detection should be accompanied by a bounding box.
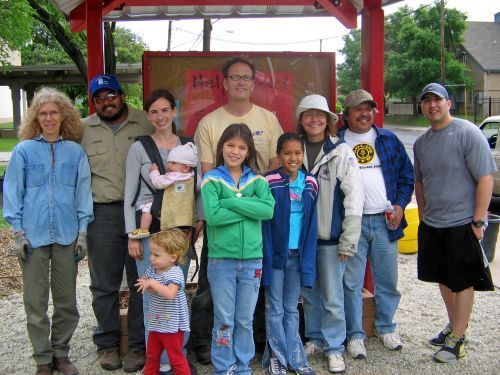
[361,0,385,128]
[86,0,104,113]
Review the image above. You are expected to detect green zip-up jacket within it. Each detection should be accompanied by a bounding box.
[201,165,275,259]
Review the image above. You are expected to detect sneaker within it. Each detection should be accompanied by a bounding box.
[433,334,465,363]
[268,357,287,375]
[128,229,150,239]
[327,353,345,373]
[304,341,323,356]
[376,331,403,350]
[35,364,52,375]
[99,349,122,371]
[52,356,79,375]
[429,322,457,346]
[295,365,316,375]
[347,338,367,359]
[123,350,146,373]
[225,364,238,375]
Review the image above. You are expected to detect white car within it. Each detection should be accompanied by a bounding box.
[479,115,500,196]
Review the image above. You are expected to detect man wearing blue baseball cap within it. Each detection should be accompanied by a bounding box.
[81,74,153,372]
[414,82,495,363]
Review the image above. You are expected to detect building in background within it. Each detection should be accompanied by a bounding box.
[461,12,500,118]
[0,50,24,124]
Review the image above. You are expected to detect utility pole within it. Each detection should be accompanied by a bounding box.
[203,19,212,51]
[440,0,446,83]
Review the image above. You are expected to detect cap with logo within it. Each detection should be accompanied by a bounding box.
[419,83,449,101]
[296,94,339,123]
[344,89,377,110]
[89,74,122,97]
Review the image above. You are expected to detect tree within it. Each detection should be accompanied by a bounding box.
[336,4,472,109]
[385,4,471,103]
[0,0,32,65]
[337,31,360,96]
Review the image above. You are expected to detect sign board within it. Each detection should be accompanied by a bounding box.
[143,51,335,136]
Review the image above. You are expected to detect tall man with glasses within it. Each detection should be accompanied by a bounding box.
[81,74,153,372]
[192,56,283,364]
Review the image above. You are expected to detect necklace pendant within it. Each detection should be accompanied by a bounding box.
[236,192,242,198]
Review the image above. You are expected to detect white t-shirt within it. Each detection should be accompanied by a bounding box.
[344,128,387,214]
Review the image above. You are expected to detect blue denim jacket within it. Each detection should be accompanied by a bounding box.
[3,135,93,248]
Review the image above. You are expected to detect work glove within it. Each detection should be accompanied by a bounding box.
[13,231,31,261]
[74,232,88,262]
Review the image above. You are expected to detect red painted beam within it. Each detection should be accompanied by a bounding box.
[70,3,87,32]
[361,0,384,126]
[87,0,104,113]
[314,0,357,29]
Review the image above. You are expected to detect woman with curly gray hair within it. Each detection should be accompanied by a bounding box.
[3,87,93,375]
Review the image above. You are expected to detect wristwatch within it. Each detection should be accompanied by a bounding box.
[471,219,485,228]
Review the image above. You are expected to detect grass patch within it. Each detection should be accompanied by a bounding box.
[0,212,11,229]
[384,114,429,127]
[0,137,19,152]
[0,165,5,175]
[0,122,13,130]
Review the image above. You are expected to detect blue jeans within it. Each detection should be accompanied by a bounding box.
[208,258,262,375]
[344,214,400,339]
[263,251,308,370]
[136,237,190,367]
[301,244,347,355]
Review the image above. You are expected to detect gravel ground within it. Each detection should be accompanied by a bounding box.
[0,253,498,375]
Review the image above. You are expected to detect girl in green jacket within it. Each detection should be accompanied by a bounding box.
[201,123,275,374]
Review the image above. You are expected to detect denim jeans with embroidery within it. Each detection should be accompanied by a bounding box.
[208,258,262,375]
[263,251,308,370]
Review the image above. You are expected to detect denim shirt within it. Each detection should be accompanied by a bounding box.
[3,135,94,248]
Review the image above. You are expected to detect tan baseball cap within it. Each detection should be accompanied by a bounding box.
[344,89,377,109]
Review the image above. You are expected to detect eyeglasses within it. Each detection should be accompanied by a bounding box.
[302,111,327,120]
[38,111,61,119]
[93,92,120,104]
[227,74,254,82]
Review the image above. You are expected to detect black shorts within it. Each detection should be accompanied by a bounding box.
[417,221,494,292]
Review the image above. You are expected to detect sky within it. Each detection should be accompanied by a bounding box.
[120,0,499,64]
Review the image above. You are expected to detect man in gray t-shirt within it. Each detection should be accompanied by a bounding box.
[414,83,496,364]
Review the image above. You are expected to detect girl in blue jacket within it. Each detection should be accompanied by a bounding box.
[262,133,319,375]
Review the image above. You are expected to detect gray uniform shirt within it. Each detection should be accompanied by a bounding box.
[413,118,497,228]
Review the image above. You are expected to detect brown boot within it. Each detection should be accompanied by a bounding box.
[99,349,122,371]
[123,349,145,373]
[35,364,52,375]
[52,357,79,375]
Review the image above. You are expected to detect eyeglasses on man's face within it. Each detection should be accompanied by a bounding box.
[93,91,120,104]
[227,74,254,82]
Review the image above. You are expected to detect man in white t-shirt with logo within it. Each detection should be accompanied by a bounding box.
[337,89,414,360]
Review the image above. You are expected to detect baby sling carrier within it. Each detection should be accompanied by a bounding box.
[131,135,199,280]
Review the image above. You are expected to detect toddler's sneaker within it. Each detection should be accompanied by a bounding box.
[375,330,403,350]
[429,322,453,346]
[347,338,366,359]
[433,334,465,363]
[128,229,150,239]
[294,365,316,375]
[304,341,323,356]
[327,353,345,373]
[268,357,287,375]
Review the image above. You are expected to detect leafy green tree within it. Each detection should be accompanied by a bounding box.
[385,4,471,103]
[337,31,360,96]
[0,0,33,66]
[337,4,472,110]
